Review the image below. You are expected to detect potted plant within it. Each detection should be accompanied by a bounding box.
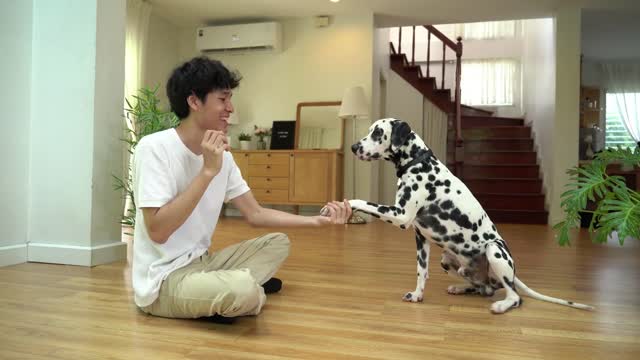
[238,133,252,150]
[113,86,180,229]
[554,145,640,246]
[254,125,271,150]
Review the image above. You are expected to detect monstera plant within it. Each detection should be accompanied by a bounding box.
[112,86,179,228]
[554,145,640,246]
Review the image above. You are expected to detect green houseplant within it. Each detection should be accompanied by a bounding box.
[238,132,252,150]
[113,86,179,228]
[554,145,640,246]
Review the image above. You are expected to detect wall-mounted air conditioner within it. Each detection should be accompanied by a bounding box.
[196,22,282,53]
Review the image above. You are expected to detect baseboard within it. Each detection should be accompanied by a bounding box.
[27,241,127,267]
[0,244,28,267]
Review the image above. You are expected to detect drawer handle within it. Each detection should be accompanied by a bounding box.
[266,165,271,169]
[266,190,271,194]
[267,154,271,157]
[267,178,271,182]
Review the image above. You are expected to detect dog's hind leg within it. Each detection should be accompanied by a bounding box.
[486,242,521,314]
[403,229,430,302]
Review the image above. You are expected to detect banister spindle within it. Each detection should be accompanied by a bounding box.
[427,31,431,78]
[398,26,402,54]
[442,40,446,89]
[412,26,416,66]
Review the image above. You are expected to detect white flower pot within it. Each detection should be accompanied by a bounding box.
[239,140,251,150]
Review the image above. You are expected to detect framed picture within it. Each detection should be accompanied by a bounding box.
[270,121,296,150]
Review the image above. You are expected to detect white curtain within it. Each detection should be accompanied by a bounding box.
[460,59,516,106]
[123,0,152,220]
[438,21,517,40]
[602,62,640,144]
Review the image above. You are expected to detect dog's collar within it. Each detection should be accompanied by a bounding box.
[396,150,433,177]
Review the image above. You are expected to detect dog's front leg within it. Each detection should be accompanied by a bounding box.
[349,199,418,229]
[403,229,430,302]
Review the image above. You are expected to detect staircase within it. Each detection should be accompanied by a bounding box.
[389,26,548,224]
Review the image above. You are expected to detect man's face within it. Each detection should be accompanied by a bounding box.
[196,89,234,133]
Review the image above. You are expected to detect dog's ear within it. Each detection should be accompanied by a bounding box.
[391,121,412,148]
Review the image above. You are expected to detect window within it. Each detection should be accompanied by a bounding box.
[460,59,517,106]
[605,93,637,149]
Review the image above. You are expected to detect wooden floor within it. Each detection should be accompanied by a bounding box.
[1,219,639,359]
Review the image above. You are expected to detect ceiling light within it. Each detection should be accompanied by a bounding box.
[330,0,340,3]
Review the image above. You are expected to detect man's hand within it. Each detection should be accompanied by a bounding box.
[316,199,352,225]
[201,130,229,178]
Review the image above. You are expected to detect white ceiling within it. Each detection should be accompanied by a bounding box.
[150,0,640,28]
[582,8,640,60]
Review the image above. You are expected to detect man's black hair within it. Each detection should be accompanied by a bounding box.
[166,56,242,119]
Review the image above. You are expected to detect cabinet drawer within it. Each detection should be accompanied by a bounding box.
[248,164,289,177]
[252,189,289,203]
[249,153,290,165]
[249,177,289,190]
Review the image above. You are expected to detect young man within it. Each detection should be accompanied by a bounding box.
[132,56,351,320]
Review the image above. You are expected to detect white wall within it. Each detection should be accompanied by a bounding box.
[0,0,32,266]
[550,6,581,224]
[143,9,181,108]
[27,0,126,266]
[522,18,556,211]
[370,27,391,203]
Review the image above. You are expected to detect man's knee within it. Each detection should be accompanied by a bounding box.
[219,270,266,316]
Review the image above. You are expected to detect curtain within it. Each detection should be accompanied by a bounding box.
[123,0,152,220]
[602,62,640,145]
[460,59,516,106]
[438,21,517,41]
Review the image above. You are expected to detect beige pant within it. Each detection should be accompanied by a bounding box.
[140,232,290,319]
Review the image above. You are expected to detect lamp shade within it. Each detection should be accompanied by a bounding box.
[338,86,368,118]
[228,112,239,125]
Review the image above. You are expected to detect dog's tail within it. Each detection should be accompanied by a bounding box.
[514,277,595,311]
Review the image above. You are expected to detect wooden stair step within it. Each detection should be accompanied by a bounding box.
[455,138,534,152]
[462,116,524,128]
[465,178,542,194]
[457,164,540,178]
[463,126,531,139]
[475,193,546,211]
[464,151,537,165]
[486,209,548,224]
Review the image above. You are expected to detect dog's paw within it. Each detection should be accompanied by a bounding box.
[348,199,366,211]
[490,299,520,314]
[402,291,423,303]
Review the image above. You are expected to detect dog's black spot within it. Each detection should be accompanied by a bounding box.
[417,256,426,268]
[386,220,392,224]
[464,244,470,248]
[428,174,436,182]
[435,167,440,174]
[568,301,574,305]
[448,245,460,254]
[444,180,451,187]
[366,202,377,207]
[438,212,450,221]
[420,249,427,259]
[400,224,406,229]
[427,193,437,201]
[378,206,390,214]
[472,223,478,231]
[450,208,473,229]
[465,288,477,294]
[471,234,479,242]
[445,189,450,194]
[435,180,443,187]
[399,199,406,207]
[492,224,497,231]
[441,200,453,210]
[494,253,502,259]
[371,213,380,218]
[418,215,447,235]
[456,190,461,194]
[478,219,483,227]
[518,298,523,307]
[508,260,513,269]
[412,184,418,191]
[449,233,465,244]
[428,204,440,215]
[417,175,423,181]
[503,276,515,291]
[441,263,450,271]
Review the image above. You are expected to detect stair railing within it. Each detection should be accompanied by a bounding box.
[395,25,464,177]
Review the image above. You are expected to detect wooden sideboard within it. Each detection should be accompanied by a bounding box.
[231,149,344,206]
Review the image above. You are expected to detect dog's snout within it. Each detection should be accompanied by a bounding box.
[351,143,360,154]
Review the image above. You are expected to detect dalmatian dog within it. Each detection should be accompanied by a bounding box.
[337,118,594,314]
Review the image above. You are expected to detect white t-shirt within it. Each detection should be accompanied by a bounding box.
[131,128,250,307]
